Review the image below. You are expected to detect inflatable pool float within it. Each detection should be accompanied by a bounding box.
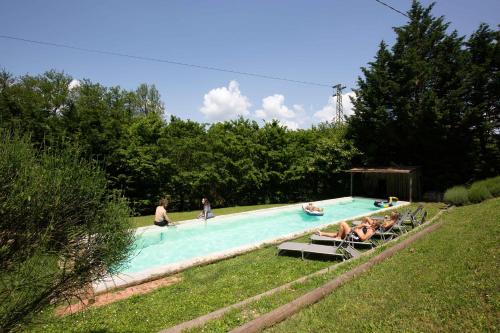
[374,196,398,208]
[303,205,324,216]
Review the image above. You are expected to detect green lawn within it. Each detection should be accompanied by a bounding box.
[131,203,290,228]
[265,198,499,333]
[26,202,440,333]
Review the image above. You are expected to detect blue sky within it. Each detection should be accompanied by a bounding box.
[1,0,499,128]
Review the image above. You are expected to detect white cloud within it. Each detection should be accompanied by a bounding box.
[282,120,300,130]
[256,94,295,119]
[68,79,80,90]
[313,91,356,122]
[200,81,251,121]
[255,94,309,130]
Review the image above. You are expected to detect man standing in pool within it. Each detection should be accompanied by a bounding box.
[154,199,173,227]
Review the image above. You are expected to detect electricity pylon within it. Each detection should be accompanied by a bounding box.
[332,84,346,123]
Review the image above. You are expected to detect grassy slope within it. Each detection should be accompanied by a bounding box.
[132,203,290,228]
[267,198,500,333]
[27,203,438,333]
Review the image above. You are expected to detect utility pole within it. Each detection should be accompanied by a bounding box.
[332,84,346,123]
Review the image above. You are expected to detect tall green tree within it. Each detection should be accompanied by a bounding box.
[0,70,72,146]
[348,1,498,190]
[206,118,264,205]
[135,83,165,116]
[465,23,500,177]
[348,41,395,164]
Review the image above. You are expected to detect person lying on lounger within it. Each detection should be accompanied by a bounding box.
[316,212,401,241]
[363,211,400,231]
[316,220,377,242]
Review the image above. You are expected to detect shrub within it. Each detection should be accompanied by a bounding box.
[467,183,493,203]
[481,176,500,197]
[0,132,134,332]
[443,186,469,206]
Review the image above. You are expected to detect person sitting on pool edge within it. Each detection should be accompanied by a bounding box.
[198,197,214,220]
[305,202,323,212]
[154,199,173,227]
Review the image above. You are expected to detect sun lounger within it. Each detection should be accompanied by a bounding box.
[370,204,422,223]
[406,205,424,225]
[374,210,410,240]
[277,242,355,261]
[415,211,427,226]
[310,234,377,248]
[391,205,425,233]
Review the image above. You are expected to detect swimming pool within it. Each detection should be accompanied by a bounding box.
[95,197,407,292]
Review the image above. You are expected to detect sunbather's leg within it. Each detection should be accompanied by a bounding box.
[337,222,351,239]
[317,231,338,237]
[318,222,351,238]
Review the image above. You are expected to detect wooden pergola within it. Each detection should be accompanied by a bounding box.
[347,167,420,202]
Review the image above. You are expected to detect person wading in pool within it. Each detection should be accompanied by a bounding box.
[154,199,173,227]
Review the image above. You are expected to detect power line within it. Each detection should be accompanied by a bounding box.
[0,34,332,88]
[374,0,409,18]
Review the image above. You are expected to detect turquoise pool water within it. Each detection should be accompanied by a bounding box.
[123,197,389,274]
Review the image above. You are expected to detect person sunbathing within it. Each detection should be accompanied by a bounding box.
[317,220,377,242]
[363,211,400,231]
[316,212,400,242]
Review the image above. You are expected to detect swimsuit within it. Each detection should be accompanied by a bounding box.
[154,220,169,227]
[351,227,368,241]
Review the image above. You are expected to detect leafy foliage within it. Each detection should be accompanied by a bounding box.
[0,132,134,332]
[0,71,359,214]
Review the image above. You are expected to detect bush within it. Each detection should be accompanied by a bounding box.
[481,176,500,197]
[0,132,134,332]
[467,183,493,204]
[443,186,469,206]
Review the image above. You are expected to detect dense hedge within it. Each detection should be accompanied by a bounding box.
[444,176,499,206]
[468,183,493,203]
[443,186,469,206]
[477,176,500,197]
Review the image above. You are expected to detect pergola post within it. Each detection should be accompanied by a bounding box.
[409,173,413,202]
[350,172,353,197]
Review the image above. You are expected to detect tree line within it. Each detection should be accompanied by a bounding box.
[0,72,358,213]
